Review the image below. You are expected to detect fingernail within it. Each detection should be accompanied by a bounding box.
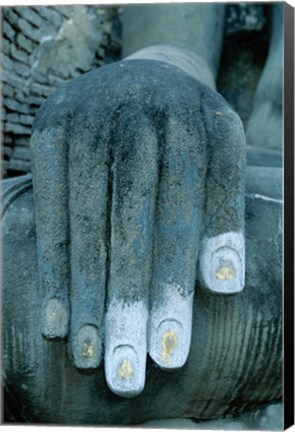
[200,232,245,294]
[72,324,102,369]
[149,319,191,369]
[149,284,193,369]
[106,345,144,397]
[104,300,147,397]
[211,247,243,293]
[42,298,69,339]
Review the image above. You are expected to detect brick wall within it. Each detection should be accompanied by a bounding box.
[1,5,121,178]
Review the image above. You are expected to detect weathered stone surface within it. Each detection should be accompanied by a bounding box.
[3,146,13,158]
[2,5,122,177]
[30,70,50,85]
[10,44,30,64]
[14,90,26,103]
[15,137,30,146]
[17,18,42,42]
[4,122,31,135]
[3,98,30,114]
[216,3,270,127]
[6,113,19,123]
[48,74,66,87]
[15,6,50,30]
[52,5,74,19]
[3,7,19,28]
[1,160,9,175]
[34,6,63,29]
[27,34,249,400]
[1,4,284,419]
[141,402,283,429]
[6,158,31,172]
[14,63,31,78]
[16,33,33,54]
[226,3,266,34]
[3,20,16,42]
[2,84,14,98]
[217,47,267,126]
[247,145,282,167]
[3,135,13,145]
[246,3,283,150]
[31,6,106,79]
[2,39,11,55]
[2,71,27,92]
[29,82,54,98]
[2,4,282,178]
[122,4,225,78]
[2,164,282,423]
[28,96,46,106]
[2,54,14,71]
[13,145,31,160]
[19,115,34,125]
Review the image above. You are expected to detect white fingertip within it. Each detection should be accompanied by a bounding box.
[72,324,102,369]
[200,231,245,294]
[42,297,69,339]
[104,300,148,397]
[149,283,194,369]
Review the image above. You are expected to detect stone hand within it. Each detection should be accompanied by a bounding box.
[30,45,246,397]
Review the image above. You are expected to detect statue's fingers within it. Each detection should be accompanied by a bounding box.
[68,119,109,369]
[104,107,158,397]
[149,114,202,369]
[199,100,246,294]
[31,125,70,340]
